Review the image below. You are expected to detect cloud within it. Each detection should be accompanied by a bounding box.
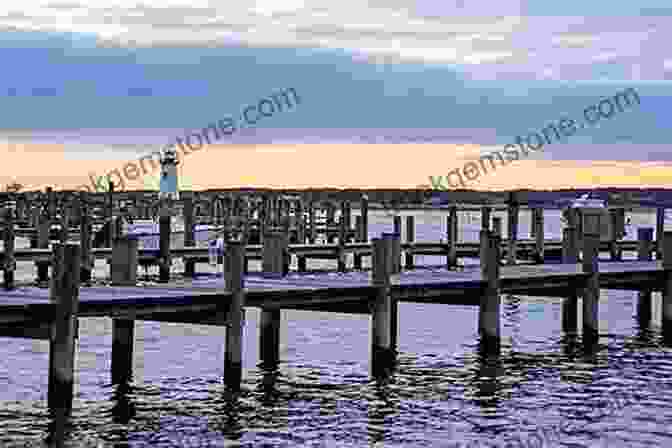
[0,1,669,80]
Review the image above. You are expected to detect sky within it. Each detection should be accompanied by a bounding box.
[0,1,670,190]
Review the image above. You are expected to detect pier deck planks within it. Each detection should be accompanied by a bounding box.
[0,261,664,322]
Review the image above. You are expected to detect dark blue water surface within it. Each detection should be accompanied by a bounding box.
[1,210,671,447]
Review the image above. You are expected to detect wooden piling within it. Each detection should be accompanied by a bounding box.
[446,207,458,268]
[393,215,402,238]
[479,229,489,275]
[326,202,336,243]
[296,200,305,244]
[241,196,251,244]
[637,228,654,327]
[224,241,245,390]
[46,186,56,220]
[338,202,347,272]
[479,230,501,354]
[297,255,307,272]
[481,207,491,232]
[263,232,286,278]
[258,196,268,245]
[59,206,70,244]
[29,208,39,249]
[663,232,672,341]
[533,208,544,264]
[562,222,579,335]
[106,182,115,248]
[337,246,347,272]
[111,236,138,286]
[657,207,665,259]
[15,196,25,225]
[3,207,15,290]
[111,319,135,385]
[283,198,291,234]
[383,232,400,274]
[353,215,364,270]
[561,209,579,334]
[183,193,196,277]
[36,212,50,283]
[638,227,654,262]
[343,200,352,234]
[48,243,80,414]
[492,217,502,239]
[326,202,336,227]
[529,209,537,240]
[506,202,519,265]
[360,194,369,243]
[608,209,622,261]
[581,209,601,344]
[391,216,402,272]
[562,209,579,263]
[274,196,282,230]
[371,237,395,377]
[260,308,281,369]
[308,201,316,244]
[405,215,415,270]
[159,201,171,283]
[79,194,92,283]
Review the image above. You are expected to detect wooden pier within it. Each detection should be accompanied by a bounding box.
[2,187,672,415]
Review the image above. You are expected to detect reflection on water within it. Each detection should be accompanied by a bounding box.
[1,211,672,447]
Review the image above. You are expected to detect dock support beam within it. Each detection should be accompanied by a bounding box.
[479,230,501,355]
[225,242,246,390]
[581,209,601,345]
[637,228,654,327]
[371,237,395,378]
[48,243,80,414]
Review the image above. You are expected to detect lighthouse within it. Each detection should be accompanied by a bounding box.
[159,145,179,200]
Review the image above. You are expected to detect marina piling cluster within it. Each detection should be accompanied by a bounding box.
[1,188,672,416]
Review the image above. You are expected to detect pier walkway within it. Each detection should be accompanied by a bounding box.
[0,260,664,323]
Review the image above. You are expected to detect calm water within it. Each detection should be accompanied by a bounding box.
[1,210,671,447]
